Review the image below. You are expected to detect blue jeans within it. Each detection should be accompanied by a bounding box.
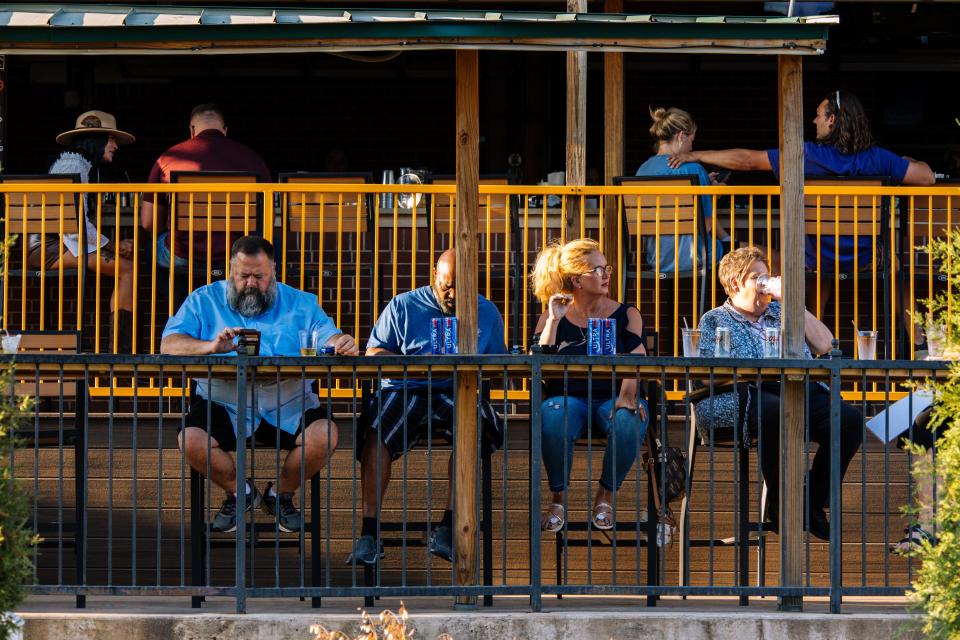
[155,232,189,270]
[540,396,649,493]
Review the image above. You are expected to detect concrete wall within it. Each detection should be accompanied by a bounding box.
[22,610,926,640]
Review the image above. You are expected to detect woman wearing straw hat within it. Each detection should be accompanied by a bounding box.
[28,110,136,351]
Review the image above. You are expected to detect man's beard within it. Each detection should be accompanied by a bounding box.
[228,279,277,318]
[433,286,455,315]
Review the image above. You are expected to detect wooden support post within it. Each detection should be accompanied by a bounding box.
[0,55,7,175]
[454,49,480,610]
[603,0,624,300]
[777,54,805,613]
[565,0,587,242]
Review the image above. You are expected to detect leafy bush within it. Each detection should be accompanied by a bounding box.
[0,366,33,640]
[906,230,960,638]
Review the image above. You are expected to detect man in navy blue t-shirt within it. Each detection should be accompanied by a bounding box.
[346,249,506,566]
[667,90,934,272]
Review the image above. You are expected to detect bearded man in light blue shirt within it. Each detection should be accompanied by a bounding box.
[162,235,359,533]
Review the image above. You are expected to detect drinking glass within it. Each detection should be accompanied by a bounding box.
[298,329,320,357]
[1,332,21,354]
[756,274,782,298]
[856,330,878,360]
[715,327,732,357]
[681,328,701,357]
[926,325,945,359]
[762,327,781,358]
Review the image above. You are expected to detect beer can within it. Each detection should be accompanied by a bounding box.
[444,317,458,355]
[588,318,603,355]
[318,346,336,355]
[715,326,732,357]
[431,318,444,355]
[603,318,617,355]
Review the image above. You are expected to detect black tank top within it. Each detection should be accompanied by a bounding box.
[542,303,644,401]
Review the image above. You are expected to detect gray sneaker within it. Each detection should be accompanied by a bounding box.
[428,525,453,562]
[212,482,261,533]
[261,482,302,532]
[345,535,384,565]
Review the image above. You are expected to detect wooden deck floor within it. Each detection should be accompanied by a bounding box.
[13,409,920,594]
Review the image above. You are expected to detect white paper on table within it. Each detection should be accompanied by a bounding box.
[865,390,934,444]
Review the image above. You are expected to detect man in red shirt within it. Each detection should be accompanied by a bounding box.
[141,103,271,272]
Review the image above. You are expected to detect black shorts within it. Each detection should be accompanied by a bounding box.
[179,397,329,453]
[357,387,503,461]
[898,405,944,451]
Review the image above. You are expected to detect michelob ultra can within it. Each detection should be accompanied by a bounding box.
[430,318,444,354]
[588,318,603,355]
[603,318,617,355]
[443,317,458,355]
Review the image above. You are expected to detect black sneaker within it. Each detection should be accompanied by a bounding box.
[428,525,453,562]
[212,482,261,533]
[345,535,384,565]
[261,482,303,533]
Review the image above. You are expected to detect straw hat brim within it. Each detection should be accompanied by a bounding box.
[56,127,135,146]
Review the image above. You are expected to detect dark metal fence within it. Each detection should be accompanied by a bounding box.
[3,352,948,613]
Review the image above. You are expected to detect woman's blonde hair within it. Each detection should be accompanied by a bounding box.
[531,238,601,304]
[649,106,697,151]
[718,246,768,298]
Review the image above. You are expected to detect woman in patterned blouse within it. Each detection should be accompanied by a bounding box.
[694,246,863,540]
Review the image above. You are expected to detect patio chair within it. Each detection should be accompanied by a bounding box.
[427,175,520,343]
[167,170,261,274]
[677,381,770,605]
[803,176,891,356]
[9,330,86,608]
[550,331,663,604]
[896,180,960,353]
[151,171,263,327]
[0,175,85,335]
[188,423,326,609]
[277,172,374,340]
[615,175,712,356]
[357,379,497,608]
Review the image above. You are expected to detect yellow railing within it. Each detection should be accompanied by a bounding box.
[2,182,957,374]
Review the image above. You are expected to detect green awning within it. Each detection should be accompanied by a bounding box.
[0,4,835,55]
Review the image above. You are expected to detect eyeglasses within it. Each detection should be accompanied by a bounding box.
[583,264,614,277]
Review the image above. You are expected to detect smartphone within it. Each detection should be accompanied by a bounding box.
[714,170,732,184]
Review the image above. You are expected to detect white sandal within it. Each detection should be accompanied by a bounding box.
[541,503,566,533]
[591,501,615,531]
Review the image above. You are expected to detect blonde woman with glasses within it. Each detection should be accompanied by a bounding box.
[531,238,649,532]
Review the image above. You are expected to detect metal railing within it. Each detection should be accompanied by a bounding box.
[2,183,958,364]
[4,352,947,612]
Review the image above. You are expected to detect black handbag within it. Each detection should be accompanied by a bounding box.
[643,438,687,526]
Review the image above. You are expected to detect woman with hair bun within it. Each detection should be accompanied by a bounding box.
[664,91,934,277]
[530,238,649,532]
[635,106,733,274]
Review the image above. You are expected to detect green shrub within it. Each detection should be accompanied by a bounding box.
[906,230,960,638]
[0,366,33,640]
